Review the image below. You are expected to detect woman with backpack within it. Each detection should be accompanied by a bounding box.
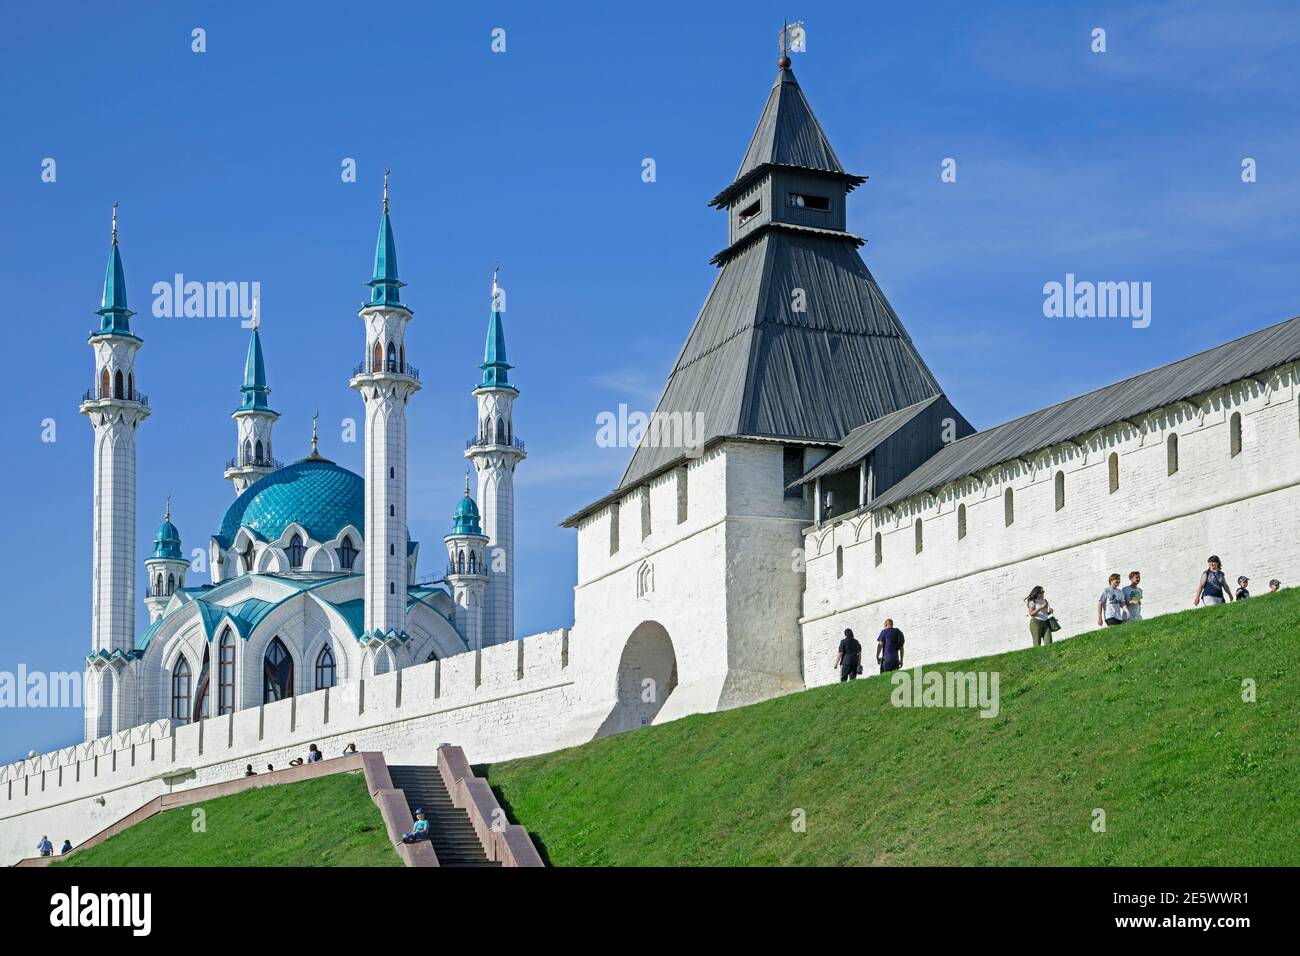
[1193,555,1234,607]
[1025,586,1056,647]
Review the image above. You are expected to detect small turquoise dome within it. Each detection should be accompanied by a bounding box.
[448,492,482,537]
[152,510,182,560]
[217,457,364,548]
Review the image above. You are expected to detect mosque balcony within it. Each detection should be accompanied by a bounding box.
[445,562,488,578]
[225,455,284,471]
[466,436,526,452]
[351,361,420,381]
[82,387,149,407]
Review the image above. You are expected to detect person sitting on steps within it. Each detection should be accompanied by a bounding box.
[401,809,430,844]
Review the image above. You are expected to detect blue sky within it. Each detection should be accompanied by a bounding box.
[3,0,1299,760]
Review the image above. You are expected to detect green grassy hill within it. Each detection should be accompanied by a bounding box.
[487,591,1300,866]
[55,771,401,867]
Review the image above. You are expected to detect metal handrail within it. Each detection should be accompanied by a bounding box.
[465,436,525,452]
[351,361,420,380]
[82,388,149,407]
[225,456,284,471]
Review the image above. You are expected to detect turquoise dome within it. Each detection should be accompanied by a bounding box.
[447,492,482,537]
[217,457,364,547]
[152,517,182,560]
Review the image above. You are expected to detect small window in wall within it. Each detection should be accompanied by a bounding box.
[874,532,883,566]
[676,466,688,524]
[782,447,804,499]
[1167,433,1179,475]
[836,545,844,579]
[287,534,305,569]
[788,192,830,211]
[389,467,395,480]
[217,629,236,716]
[914,518,924,554]
[957,503,967,539]
[1004,488,1015,527]
[315,646,336,690]
[1055,471,1066,511]
[738,200,760,226]
[171,658,191,724]
[609,501,620,555]
[337,536,357,570]
[640,487,651,540]
[1108,453,1120,494]
[1229,412,1243,457]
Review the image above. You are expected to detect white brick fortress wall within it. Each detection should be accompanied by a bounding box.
[0,628,585,866]
[800,366,1300,684]
[565,441,808,728]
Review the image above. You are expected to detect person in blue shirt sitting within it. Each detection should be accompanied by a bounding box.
[401,809,430,844]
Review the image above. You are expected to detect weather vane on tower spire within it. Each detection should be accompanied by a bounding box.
[111,201,119,245]
[383,169,390,214]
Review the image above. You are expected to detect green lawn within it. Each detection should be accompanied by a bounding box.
[487,590,1300,866]
[55,771,401,867]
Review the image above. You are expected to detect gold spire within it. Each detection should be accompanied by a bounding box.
[111,202,119,245]
[383,169,390,214]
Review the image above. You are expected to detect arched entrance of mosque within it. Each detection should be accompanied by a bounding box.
[596,620,678,738]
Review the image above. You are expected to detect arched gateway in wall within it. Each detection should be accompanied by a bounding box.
[597,620,679,737]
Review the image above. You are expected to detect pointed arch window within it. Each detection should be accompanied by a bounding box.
[166,573,175,595]
[457,549,465,574]
[128,372,134,401]
[113,370,124,400]
[193,645,211,721]
[287,533,305,569]
[373,340,383,373]
[254,439,263,463]
[217,629,236,716]
[171,658,191,723]
[315,646,336,690]
[263,637,294,703]
[399,344,406,374]
[468,550,477,574]
[100,368,110,399]
[386,341,397,373]
[241,540,255,573]
[154,573,163,597]
[242,439,252,466]
[337,535,357,570]
[496,418,506,444]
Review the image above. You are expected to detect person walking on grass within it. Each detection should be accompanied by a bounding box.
[1235,576,1250,601]
[1269,579,1281,593]
[1193,555,1233,607]
[1025,586,1054,647]
[1098,574,1129,627]
[834,628,863,682]
[877,619,905,673]
[1123,571,1144,622]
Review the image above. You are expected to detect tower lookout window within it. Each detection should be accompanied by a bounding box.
[788,192,830,210]
[738,200,761,226]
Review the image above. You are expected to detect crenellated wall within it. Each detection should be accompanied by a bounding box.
[0,627,587,866]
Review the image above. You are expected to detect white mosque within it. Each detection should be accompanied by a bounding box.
[78,186,523,741]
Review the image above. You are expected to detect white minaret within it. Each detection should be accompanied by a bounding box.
[465,269,524,646]
[224,296,280,493]
[80,205,149,740]
[143,497,188,623]
[444,474,490,650]
[350,174,421,639]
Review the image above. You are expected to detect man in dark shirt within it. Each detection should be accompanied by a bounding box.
[834,628,862,682]
[877,619,905,673]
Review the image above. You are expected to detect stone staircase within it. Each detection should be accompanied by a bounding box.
[388,764,501,867]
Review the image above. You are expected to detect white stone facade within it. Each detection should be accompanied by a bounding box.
[800,366,1300,683]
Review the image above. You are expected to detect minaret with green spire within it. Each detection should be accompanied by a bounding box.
[465,267,525,646]
[144,497,189,623]
[443,471,490,650]
[224,295,281,494]
[350,172,421,641]
[80,203,150,741]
